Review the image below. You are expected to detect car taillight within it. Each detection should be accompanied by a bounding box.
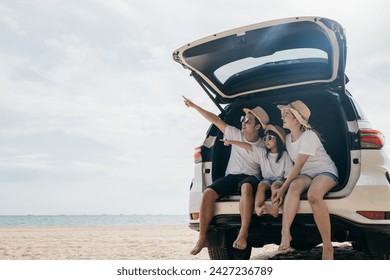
[190,212,200,220]
[360,129,385,149]
[194,146,202,163]
[357,211,390,220]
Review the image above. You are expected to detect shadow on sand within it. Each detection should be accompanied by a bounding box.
[251,242,378,260]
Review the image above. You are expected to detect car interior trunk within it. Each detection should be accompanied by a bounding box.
[210,88,350,197]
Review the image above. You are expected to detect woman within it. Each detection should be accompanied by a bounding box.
[272,100,338,260]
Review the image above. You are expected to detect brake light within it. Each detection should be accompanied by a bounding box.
[357,211,388,220]
[194,146,202,163]
[360,129,385,149]
[190,212,200,220]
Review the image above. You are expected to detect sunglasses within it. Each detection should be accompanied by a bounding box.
[240,115,251,124]
[263,135,276,142]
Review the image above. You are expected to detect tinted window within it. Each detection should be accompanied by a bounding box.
[214,48,328,84]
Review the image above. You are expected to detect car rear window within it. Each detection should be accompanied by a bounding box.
[214,48,328,84]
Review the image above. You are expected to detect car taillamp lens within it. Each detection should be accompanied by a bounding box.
[194,146,202,163]
[360,129,385,149]
[357,211,387,220]
[190,213,200,220]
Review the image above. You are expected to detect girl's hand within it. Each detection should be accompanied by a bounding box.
[223,139,232,146]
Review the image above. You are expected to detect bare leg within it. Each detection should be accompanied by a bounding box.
[279,176,311,251]
[264,182,283,218]
[254,182,270,217]
[233,183,254,250]
[190,188,219,255]
[307,176,337,260]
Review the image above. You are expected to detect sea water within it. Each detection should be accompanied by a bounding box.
[0,215,188,227]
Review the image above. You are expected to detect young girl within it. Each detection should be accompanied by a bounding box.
[224,124,293,218]
[272,100,338,260]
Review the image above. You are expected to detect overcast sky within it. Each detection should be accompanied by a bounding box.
[0,0,389,215]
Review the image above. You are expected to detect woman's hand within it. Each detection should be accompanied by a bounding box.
[272,187,287,207]
[272,154,309,207]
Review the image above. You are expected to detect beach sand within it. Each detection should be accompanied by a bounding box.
[0,225,376,260]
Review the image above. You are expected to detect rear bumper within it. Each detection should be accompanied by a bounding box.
[190,213,390,232]
[189,213,390,246]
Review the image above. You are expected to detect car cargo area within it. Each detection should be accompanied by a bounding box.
[209,88,351,196]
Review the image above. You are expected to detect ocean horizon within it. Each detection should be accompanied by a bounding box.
[0,214,189,227]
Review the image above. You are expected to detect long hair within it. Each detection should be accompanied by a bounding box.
[299,124,324,142]
[265,130,285,162]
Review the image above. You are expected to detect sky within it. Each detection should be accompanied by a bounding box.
[0,0,389,215]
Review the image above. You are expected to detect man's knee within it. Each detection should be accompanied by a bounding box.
[240,183,253,195]
[203,188,219,201]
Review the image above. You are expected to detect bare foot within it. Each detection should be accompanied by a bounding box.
[232,233,248,250]
[255,206,266,217]
[278,233,292,251]
[264,205,279,218]
[190,237,208,255]
[322,243,334,260]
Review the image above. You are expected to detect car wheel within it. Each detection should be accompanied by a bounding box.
[207,229,252,260]
[208,245,252,260]
[353,233,390,259]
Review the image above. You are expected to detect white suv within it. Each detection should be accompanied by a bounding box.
[173,16,390,259]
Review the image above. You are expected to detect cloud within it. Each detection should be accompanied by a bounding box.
[91,0,142,20]
[0,4,25,34]
[0,0,389,215]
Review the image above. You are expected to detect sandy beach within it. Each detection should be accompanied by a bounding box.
[0,225,376,260]
[0,226,210,260]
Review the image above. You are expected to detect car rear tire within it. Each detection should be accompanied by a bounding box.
[207,229,252,260]
[208,245,252,260]
[353,232,390,259]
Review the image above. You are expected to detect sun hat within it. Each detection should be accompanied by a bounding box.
[243,106,269,129]
[277,100,311,129]
[265,124,287,145]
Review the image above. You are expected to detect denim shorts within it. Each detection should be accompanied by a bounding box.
[302,172,339,185]
[260,177,285,186]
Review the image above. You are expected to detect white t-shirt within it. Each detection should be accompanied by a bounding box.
[286,130,338,178]
[252,146,293,181]
[224,125,264,179]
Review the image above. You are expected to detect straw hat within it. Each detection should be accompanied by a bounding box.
[265,124,287,145]
[277,100,311,129]
[243,106,269,129]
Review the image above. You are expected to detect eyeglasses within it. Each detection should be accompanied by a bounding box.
[240,115,251,124]
[263,135,276,142]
